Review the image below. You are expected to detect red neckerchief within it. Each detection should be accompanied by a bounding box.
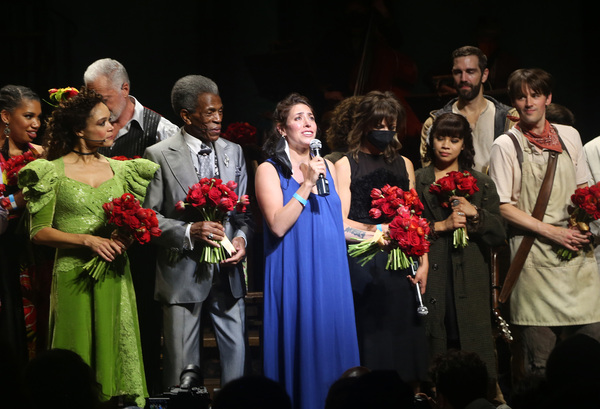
[515,120,562,153]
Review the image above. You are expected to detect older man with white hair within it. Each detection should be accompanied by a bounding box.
[84,58,177,158]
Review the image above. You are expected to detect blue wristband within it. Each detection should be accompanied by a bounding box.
[376,224,383,232]
[293,192,307,207]
[8,194,17,210]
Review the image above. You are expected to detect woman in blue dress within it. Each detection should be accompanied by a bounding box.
[255,93,360,409]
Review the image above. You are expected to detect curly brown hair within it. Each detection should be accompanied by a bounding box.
[325,95,363,152]
[43,87,105,160]
[347,91,405,164]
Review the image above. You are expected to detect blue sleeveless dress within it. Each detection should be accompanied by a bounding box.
[262,160,360,409]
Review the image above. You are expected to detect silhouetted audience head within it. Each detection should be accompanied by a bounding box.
[23,348,102,409]
[340,365,371,378]
[326,369,414,409]
[211,375,291,409]
[544,333,600,408]
[509,374,546,409]
[430,350,489,409]
[325,366,370,409]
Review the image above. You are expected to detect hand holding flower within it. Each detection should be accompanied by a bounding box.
[442,212,467,231]
[449,196,478,218]
[190,220,226,247]
[85,235,123,262]
[429,171,479,248]
[83,193,161,279]
[178,178,249,263]
[111,229,135,250]
[554,224,591,252]
[221,237,246,266]
[556,183,600,260]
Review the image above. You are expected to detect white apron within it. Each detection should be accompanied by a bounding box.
[510,130,600,326]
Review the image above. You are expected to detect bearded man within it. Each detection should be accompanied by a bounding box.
[420,46,516,173]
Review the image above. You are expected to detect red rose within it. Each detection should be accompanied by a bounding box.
[218,197,235,213]
[429,183,441,195]
[135,227,151,244]
[208,187,222,206]
[370,188,382,199]
[380,202,396,219]
[438,176,456,192]
[369,208,382,219]
[226,180,238,191]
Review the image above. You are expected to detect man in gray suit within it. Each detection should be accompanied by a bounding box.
[143,75,250,388]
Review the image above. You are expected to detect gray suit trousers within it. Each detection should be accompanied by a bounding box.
[161,285,246,389]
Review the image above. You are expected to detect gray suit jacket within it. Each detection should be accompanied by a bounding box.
[143,129,250,304]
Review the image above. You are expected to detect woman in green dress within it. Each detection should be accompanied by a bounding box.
[18,88,159,407]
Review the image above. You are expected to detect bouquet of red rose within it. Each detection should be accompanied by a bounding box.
[175,177,249,264]
[348,184,430,270]
[429,170,479,248]
[1,150,39,208]
[556,182,600,260]
[82,193,162,280]
[220,122,257,146]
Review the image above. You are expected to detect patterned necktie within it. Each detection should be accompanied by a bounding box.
[197,143,213,178]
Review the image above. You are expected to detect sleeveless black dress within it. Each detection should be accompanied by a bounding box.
[347,151,428,382]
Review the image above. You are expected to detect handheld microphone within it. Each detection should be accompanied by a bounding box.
[309,139,329,196]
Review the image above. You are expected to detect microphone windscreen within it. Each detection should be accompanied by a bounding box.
[309,139,322,150]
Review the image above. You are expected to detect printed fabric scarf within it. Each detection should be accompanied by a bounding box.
[507,115,562,153]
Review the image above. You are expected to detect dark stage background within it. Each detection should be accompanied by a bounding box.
[2,0,598,160]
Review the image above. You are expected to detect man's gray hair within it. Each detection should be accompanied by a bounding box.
[171,75,219,115]
[83,58,130,90]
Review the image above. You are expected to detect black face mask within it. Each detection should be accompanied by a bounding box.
[366,130,396,151]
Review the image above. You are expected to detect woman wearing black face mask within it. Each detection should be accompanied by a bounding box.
[335,90,429,390]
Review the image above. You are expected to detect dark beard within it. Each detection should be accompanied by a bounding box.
[456,81,482,101]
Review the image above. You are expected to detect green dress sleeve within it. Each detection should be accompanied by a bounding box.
[116,158,160,203]
[18,159,59,238]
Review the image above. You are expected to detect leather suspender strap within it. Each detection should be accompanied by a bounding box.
[498,138,559,304]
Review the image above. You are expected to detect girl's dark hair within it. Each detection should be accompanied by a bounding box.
[0,85,40,113]
[426,112,475,170]
[43,87,105,160]
[262,92,314,158]
[347,90,405,163]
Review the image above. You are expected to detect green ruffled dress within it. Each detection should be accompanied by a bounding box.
[19,157,159,407]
